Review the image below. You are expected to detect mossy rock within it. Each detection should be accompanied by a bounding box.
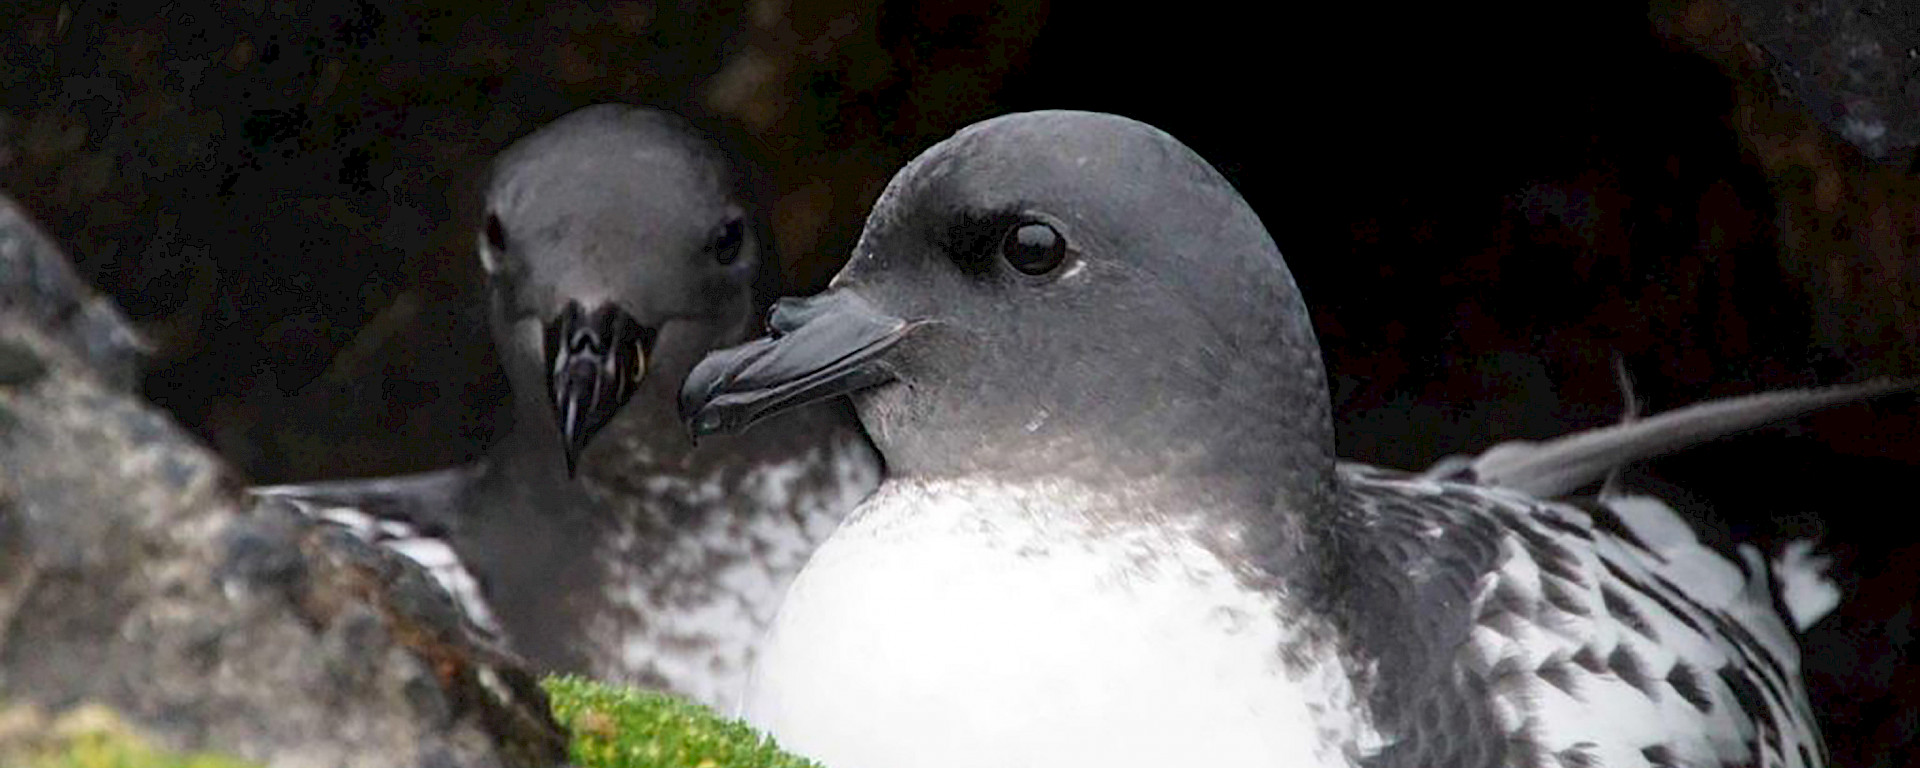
[0,703,257,768]
[543,676,817,768]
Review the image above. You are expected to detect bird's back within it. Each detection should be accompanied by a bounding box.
[1335,463,1827,768]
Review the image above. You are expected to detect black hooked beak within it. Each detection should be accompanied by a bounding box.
[679,290,911,438]
[545,301,658,477]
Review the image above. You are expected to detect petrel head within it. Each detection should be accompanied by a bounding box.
[481,104,772,476]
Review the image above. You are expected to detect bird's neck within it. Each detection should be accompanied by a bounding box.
[496,372,698,484]
[874,421,1341,581]
[865,383,1341,563]
[494,309,765,484]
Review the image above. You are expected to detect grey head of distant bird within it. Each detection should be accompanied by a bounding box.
[486,104,775,476]
[683,109,1334,515]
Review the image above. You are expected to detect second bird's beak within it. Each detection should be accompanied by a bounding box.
[545,301,656,477]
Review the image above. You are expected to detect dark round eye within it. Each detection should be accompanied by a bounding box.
[483,212,508,253]
[479,212,509,274]
[1000,221,1066,276]
[711,217,745,265]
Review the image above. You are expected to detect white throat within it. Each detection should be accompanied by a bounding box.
[740,476,1381,768]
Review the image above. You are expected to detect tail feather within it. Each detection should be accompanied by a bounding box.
[1426,375,1869,641]
[1424,378,1914,498]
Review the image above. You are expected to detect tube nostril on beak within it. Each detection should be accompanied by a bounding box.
[543,300,657,477]
[767,293,831,337]
[765,299,796,337]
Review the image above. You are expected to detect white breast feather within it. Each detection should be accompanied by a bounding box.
[741,477,1379,768]
[591,440,879,707]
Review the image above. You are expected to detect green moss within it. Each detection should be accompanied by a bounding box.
[0,704,257,768]
[542,676,818,768]
[6,679,814,768]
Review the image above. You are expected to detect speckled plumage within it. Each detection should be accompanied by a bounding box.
[273,402,878,706]
[1332,464,1825,768]
[535,412,878,704]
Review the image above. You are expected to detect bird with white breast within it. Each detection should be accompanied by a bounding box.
[682,110,1844,768]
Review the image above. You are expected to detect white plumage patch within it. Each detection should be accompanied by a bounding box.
[741,477,1380,768]
[1773,540,1840,632]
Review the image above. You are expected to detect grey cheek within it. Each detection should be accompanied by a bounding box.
[854,386,910,441]
[503,316,545,360]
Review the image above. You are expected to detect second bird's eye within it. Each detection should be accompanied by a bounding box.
[712,218,745,265]
[480,212,509,274]
[1000,221,1066,276]
[484,213,508,253]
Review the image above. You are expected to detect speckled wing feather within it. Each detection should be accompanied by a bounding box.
[252,465,501,635]
[253,464,479,533]
[1337,464,1826,768]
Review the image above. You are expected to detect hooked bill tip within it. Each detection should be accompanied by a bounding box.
[543,301,654,478]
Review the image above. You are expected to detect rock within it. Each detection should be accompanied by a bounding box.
[1734,0,1920,162]
[1655,0,1920,373]
[0,194,145,391]
[0,198,566,767]
[0,701,260,767]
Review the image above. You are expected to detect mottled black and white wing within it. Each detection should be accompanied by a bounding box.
[252,466,501,636]
[1345,465,1829,768]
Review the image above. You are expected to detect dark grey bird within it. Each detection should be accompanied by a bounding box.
[256,104,881,707]
[680,110,1875,767]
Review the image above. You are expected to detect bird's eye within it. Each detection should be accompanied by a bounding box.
[480,212,508,274]
[711,217,745,266]
[484,213,508,252]
[1000,221,1066,276]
